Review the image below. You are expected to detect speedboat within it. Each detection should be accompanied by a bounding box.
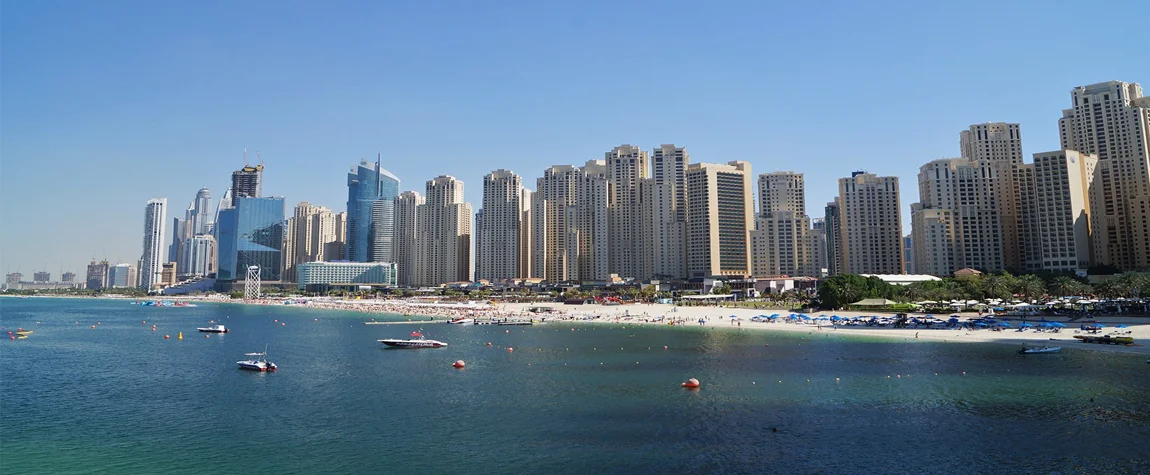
[1018,345,1061,354]
[447,317,474,325]
[197,324,229,333]
[378,331,447,349]
[237,346,277,371]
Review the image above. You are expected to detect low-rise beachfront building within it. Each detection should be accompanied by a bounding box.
[296,261,398,292]
[858,274,943,286]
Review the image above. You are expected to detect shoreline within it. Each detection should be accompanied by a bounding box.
[6,295,1147,356]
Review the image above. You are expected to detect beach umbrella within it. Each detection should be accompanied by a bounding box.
[998,322,1010,327]
[1050,322,1065,328]
[729,315,739,319]
[1019,322,1033,328]
[1116,324,1128,328]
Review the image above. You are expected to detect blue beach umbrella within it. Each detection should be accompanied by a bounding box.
[1116,324,1128,328]
[1049,322,1065,327]
[998,322,1010,327]
[1019,322,1033,328]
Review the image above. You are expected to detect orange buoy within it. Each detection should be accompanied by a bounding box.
[681,378,700,389]
[90,325,96,329]
[164,335,170,339]
[507,347,514,352]
[486,342,492,346]
[453,360,466,368]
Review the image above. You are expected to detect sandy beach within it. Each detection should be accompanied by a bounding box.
[265,296,1150,356]
[12,295,1148,355]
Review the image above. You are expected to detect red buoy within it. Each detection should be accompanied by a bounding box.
[681,378,700,389]
[164,335,170,339]
[453,360,466,368]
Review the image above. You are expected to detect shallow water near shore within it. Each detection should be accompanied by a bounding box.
[3,297,1149,474]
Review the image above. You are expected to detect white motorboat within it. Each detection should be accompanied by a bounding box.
[1018,345,1061,354]
[197,324,229,333]
[237,346,277,371]
[447,317,474,325]
[379,331,447,349]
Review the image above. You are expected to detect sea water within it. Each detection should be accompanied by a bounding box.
[2,298,1148,474]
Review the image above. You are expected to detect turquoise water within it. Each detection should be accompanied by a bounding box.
[2,297,1148,474]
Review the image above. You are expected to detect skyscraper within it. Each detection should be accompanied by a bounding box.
[811,218,828,275]
[108,263,137,288]
[1022,150,1098,272]
[757,171,806,217]
[686,161,754,278]
[216,196,285,282]
[838,172,903,275]
[959,122,1025,271]
[231,164,263,198]
[605,145,649,280]
[181,235,216,278]
[140,198,168,289]
[644,144,689,280]
[283,202,337,282]
[346,157,400,263]
[415,176,473,286]
[477,169,525,281]
[750,172,806,277]
[394,191,424,287]
[751,171,815,278]
[1057,81,1150,270]
[960,123,1023,164]
[533,163,609,282]
[910,158,1004,276]
[193,188,213,234]
[86,260,109,290]
[824,199,842,275]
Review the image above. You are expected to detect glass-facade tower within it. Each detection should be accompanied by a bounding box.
[346,157,400,262]
[216,197,285,281]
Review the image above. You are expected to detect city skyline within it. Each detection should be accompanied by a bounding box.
[2,2,1148,274]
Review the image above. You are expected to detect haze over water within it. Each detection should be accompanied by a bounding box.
[2,298,1148,474]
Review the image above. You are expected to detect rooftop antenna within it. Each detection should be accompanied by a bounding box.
[257,151,263,167]
[244,146,248,164]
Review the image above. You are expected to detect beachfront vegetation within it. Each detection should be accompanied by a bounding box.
[813,271,1150,310]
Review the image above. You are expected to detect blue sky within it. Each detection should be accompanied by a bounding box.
[2,0,1148,276]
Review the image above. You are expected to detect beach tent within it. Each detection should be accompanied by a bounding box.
[850,298,899,307]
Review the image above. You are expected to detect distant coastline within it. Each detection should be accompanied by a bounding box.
[6,295,1147,356]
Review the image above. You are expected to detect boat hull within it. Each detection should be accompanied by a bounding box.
[378,339,447,348]
[1018,347,1061,354]
[237,361,277,371]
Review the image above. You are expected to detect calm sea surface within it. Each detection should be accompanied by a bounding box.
[2,297,1148,474]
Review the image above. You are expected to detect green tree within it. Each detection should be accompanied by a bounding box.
[1014,275,1045,301]
[712,284,732,295]
[1050,276,1089,297]
[982,273,1016,300]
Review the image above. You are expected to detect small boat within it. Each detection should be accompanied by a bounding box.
[1074,335,1134,345]
[447,317,474,325]
[237,346,277,371]
[378,331,447,349]
[197,324,229,333]
[1018,345,1061,354]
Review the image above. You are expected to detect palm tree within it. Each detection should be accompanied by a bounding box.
[1049,277,1087,297]
[1014,275,1045,301]
[982,274,1014,300]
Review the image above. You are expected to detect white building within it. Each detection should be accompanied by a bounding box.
[296,261,397,290]
[643,144,689,280]
[751,171,815,278]
[532,162,609,282]
[415,176,473,286]
[140,198,168,290]
[1058,81,1150,270]
[1024,150,1098,272]
[838,172,903,275]
[910,158,1004,276]
[180,234,216,278]
[477,169,526,281]
[757,171,806,216]
[686,161,754,278]
[605,145,648,280]
[393,191,424,287]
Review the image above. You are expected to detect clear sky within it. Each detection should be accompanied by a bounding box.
[2,0,1148,277]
